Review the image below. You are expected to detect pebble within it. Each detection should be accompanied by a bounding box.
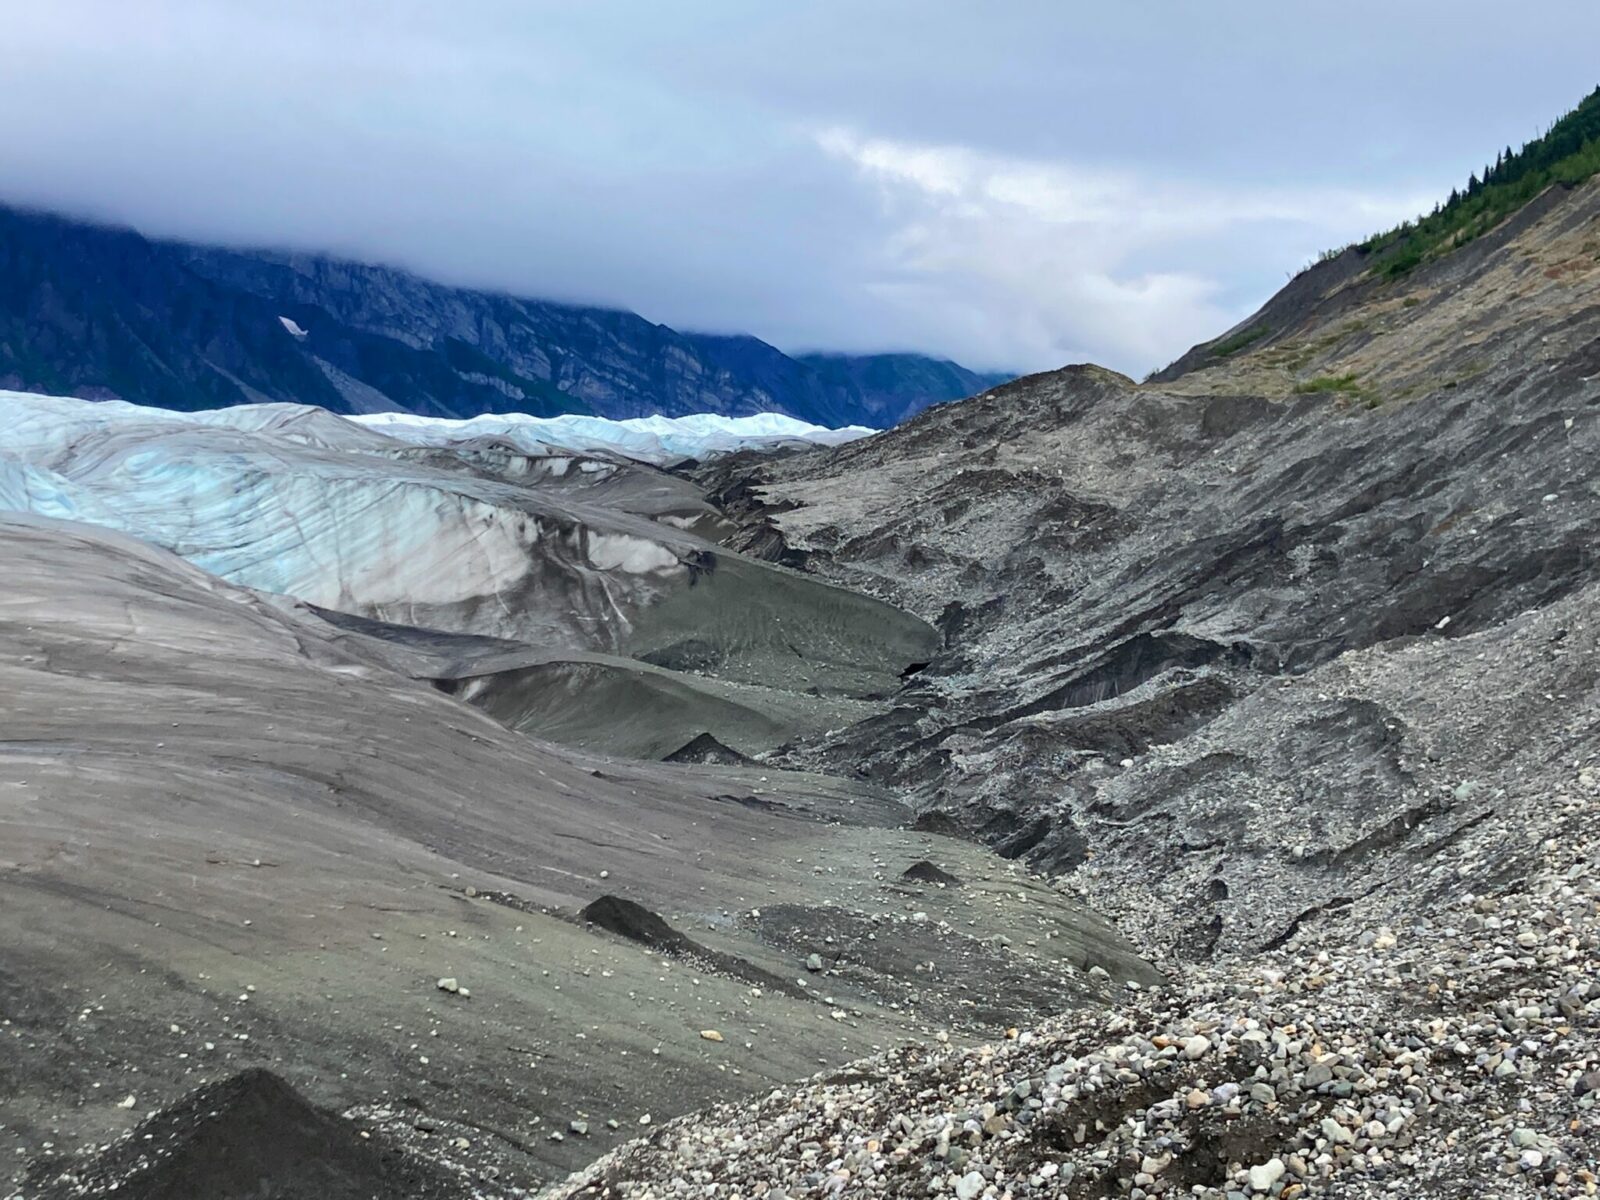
[1247,1158,1285,1192]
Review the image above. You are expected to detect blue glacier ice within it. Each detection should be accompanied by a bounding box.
[351,409,875,465]
[0,391,930,695]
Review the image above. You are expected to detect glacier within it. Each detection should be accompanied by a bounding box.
[0,391,931,700]
[351,409,876,465]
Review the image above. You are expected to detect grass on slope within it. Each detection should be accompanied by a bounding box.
[1292,372,1362,395]
[1207,325,1270,358]
[1364,85,1600,279]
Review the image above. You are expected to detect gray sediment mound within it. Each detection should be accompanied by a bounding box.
[31,1069,473,1200]
[578,894,809,998]
[901,859,962,886]
[662,732,758,766]
[448,655,875,759]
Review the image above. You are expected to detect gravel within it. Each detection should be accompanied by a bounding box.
[543,784,1599,1198]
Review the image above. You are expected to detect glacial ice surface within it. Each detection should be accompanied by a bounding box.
[0,391,693,646]
[0,391,931,695]
[351,409,876,465]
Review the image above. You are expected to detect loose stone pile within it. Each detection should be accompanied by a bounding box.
[545,792,1599,1198]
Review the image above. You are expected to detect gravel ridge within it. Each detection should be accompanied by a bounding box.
[543,782,1598,1198]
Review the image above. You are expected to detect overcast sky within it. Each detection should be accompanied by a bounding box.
[4,2,1598,376]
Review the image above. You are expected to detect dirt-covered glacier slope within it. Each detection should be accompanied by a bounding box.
[0,515,1152,1197]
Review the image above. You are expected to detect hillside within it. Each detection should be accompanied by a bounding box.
[0,203,1008,427]
[1364,84,1600,278]
[707,164,1600,949]
[633,145,1600,1196]
[1152,85,1600,393]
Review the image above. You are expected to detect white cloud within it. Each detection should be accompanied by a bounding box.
[6,2,1541,378]
[812,126,1433,374]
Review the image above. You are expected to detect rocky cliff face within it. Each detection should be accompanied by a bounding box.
[0,203,1006,425]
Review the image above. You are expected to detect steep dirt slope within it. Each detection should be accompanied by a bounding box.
[1150,174,1600,402]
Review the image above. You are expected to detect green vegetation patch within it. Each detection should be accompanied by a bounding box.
[1362,85,1600,279]
[1207,324,1270,358]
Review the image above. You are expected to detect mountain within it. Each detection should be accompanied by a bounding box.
[794,351,1014,427]
[0,202,1008,427]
